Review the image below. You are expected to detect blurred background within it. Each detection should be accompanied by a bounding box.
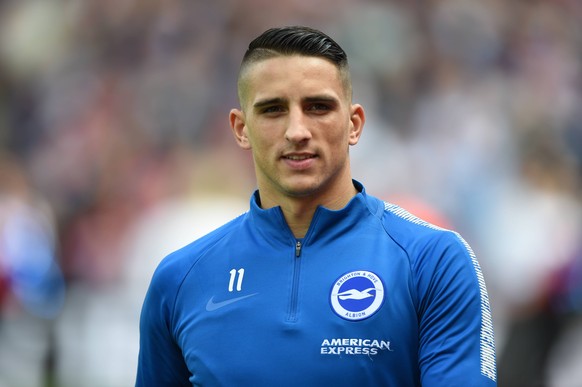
[0,0,581,386]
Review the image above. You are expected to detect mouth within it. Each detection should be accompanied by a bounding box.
[281,153,317,169]
[282,154,316,161]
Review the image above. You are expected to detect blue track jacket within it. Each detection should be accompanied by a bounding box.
[136,181,497,386]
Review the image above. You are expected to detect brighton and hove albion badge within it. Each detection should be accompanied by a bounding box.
[330,271,385,321]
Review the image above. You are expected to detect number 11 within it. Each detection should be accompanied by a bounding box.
[228,268,245,292]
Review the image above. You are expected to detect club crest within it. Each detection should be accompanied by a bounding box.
[330,271,384,321]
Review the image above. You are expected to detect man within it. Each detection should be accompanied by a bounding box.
[136,26,497,386]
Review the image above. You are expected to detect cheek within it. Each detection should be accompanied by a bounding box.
[248,120,283,146]
[324,121,352,145]
[246,130,278,161]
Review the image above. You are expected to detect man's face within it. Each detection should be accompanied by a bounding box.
[230,55,364,204]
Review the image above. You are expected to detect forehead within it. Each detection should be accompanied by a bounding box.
[239,55,348,107]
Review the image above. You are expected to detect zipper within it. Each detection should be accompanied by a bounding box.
[295,240,302,257]
[287,240,302,322]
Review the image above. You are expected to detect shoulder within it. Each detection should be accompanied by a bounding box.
[377,198,488,305]
[371,198,478,277]
[374,199,462,251]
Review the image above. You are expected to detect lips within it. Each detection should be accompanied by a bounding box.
[282,153,317,169]
[283,154,316,161]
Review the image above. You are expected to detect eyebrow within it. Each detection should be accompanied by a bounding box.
[253,97,286,110]
[303,95,339,105]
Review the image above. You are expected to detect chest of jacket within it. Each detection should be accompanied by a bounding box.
[171,226,420,386]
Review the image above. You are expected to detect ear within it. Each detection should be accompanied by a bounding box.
[229,108,252,150]
[348,104,365,146]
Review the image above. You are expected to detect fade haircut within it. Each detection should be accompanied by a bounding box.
[237,26,352,106]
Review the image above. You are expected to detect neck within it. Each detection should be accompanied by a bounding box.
[259,181,358,238]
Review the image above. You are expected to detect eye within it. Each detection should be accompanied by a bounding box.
[306,103,331,113]
[261,105,285,114]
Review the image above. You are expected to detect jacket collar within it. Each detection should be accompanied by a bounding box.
[247,180,379,245]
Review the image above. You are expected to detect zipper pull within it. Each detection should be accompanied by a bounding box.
[295,240,302,257]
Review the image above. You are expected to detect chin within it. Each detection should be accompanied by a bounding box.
[281,179,324,198]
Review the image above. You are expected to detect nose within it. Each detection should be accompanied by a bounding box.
[285,108,312,143]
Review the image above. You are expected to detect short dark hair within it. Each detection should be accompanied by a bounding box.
[237,26,352,104]
[241,26,348,69]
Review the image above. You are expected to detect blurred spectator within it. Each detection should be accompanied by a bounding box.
[489,131,582,386]
[0,154,65,386]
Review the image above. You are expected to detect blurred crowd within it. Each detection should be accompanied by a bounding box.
[0,0,581,386]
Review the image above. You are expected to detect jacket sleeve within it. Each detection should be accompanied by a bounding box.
[415,231,497,386]
[135,258,191,387]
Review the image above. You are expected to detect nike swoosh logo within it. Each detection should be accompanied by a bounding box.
[205,293,259,312]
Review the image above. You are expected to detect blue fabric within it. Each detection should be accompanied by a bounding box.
[136,181,496,386]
